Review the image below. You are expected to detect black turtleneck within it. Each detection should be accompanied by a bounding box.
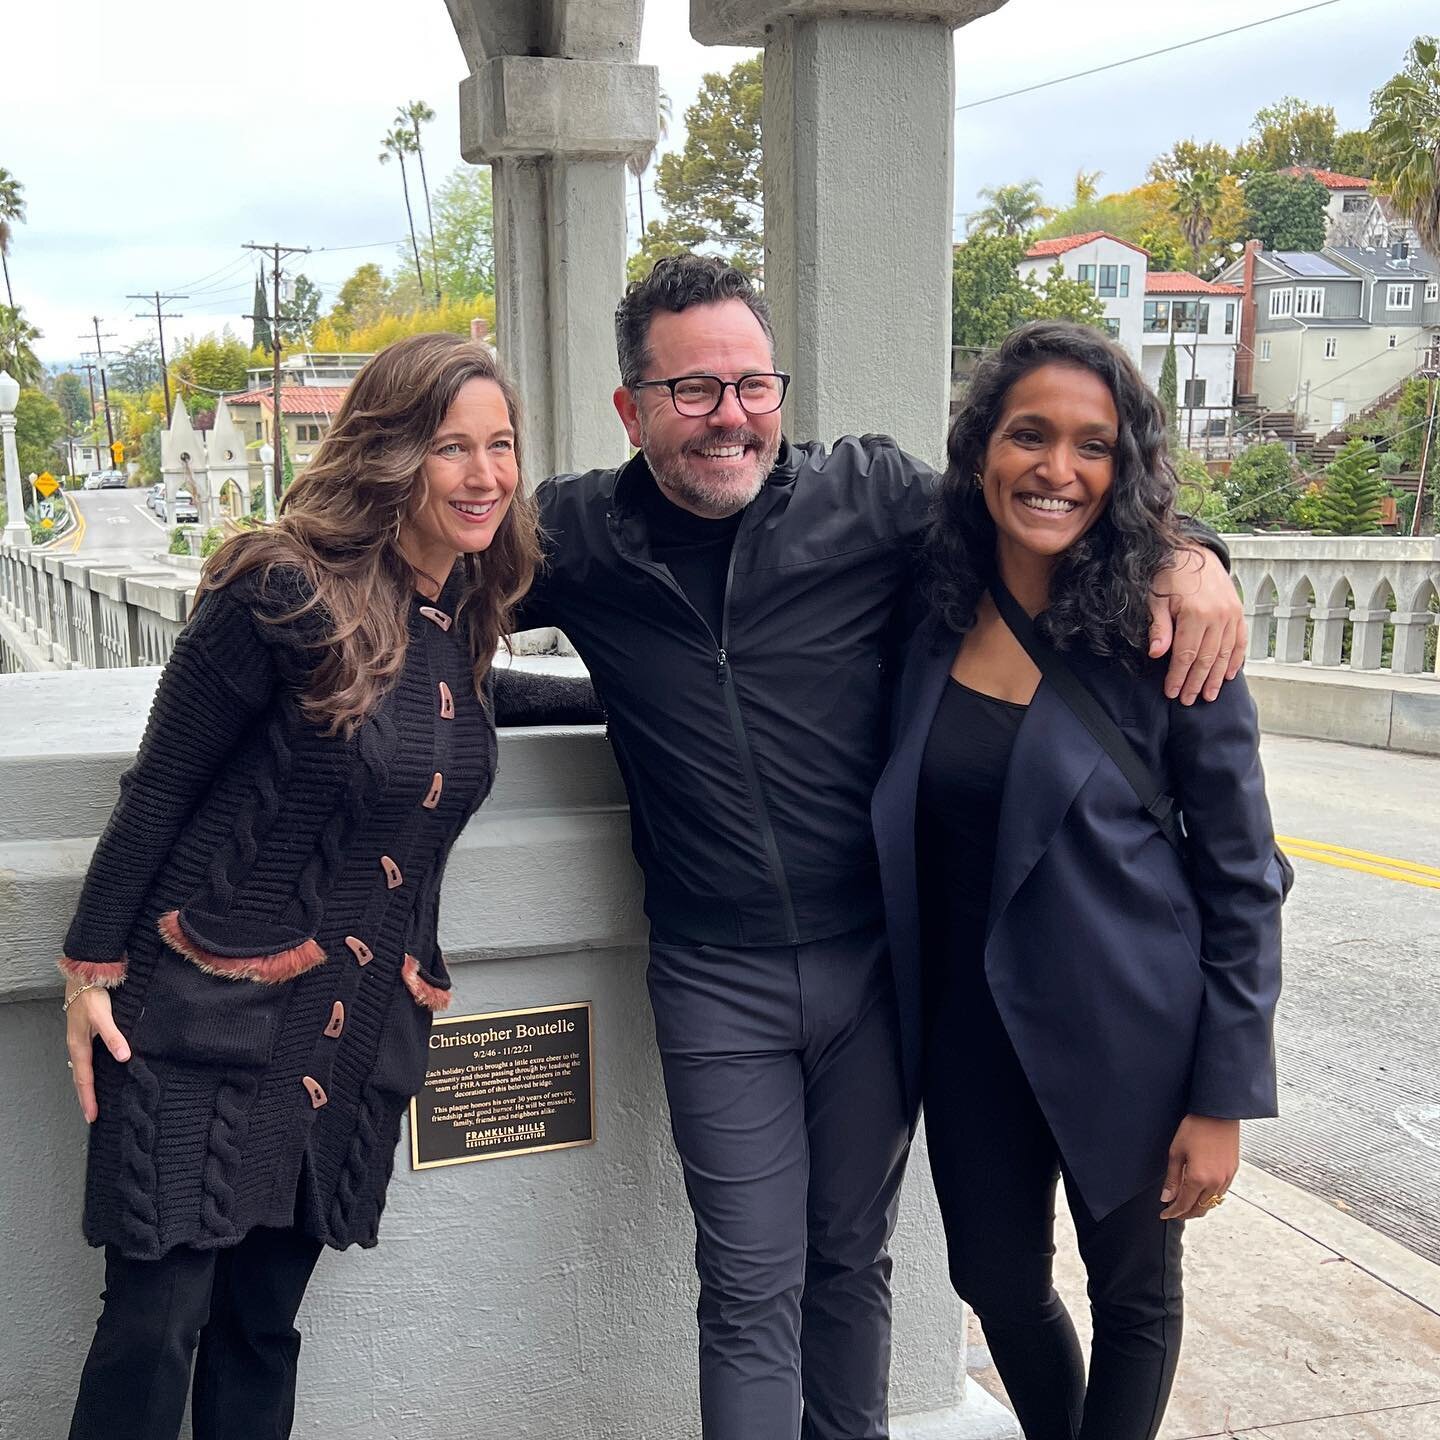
[637,464,744,640]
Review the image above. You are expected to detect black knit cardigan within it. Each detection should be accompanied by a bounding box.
[60,565,598,1258]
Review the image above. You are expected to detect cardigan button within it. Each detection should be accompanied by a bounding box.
[302,1076,328,1109]
[324,1001,345,1039]
[345,935,373,966]
[418,606,452,632]
[381,855,403,889]
[438,681,454,719]
[422,772,443,810]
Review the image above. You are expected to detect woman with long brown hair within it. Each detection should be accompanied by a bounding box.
[58,333,589,1440]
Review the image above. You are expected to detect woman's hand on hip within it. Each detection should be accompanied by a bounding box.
[1160,1114,1240,1221]
[65,987,132,1124]
[1147,545,1247,706]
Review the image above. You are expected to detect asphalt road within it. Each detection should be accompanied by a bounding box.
[48,486,170,563]
[1253,732,1440,1265]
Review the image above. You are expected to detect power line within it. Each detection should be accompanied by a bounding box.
[128,291,187,425]
[955,0,1347,113]
[78,318,118,453]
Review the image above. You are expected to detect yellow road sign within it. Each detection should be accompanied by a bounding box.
[34,472,59,497]
[40,517,54,529]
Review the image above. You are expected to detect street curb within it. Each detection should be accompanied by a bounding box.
[1232,1161,1440,1316]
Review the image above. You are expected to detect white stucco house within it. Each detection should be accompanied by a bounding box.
[1019,231,1148,362]
[1139,272,1243,445]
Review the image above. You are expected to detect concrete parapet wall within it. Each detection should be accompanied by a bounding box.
[1245,660,1440,756]
[0,666,996,1438]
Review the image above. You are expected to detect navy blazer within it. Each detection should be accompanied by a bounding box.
[872,613,1285,1220]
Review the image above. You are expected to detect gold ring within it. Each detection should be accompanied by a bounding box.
[1206,1193,1225,1209]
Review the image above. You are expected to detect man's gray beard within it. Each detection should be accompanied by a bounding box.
[643,431,780,519]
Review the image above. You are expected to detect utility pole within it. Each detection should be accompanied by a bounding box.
[74,360,100,468]
[79,319,118,455]
[128,290,187,424]
[243,241,310,512]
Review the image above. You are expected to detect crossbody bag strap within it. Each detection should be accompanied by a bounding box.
[988,578,1187,855]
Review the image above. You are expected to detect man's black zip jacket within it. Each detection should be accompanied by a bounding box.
[517,435,1225,950]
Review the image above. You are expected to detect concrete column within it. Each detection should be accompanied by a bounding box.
[1,371,30,551]
[1245,602,1276,661]
[693,1,1009,471]
[1273,604,1311,664]
[1311,607,1350,667]
[1348,608,1390,671]
[1389,611,1432,674]
[447,2,659,481]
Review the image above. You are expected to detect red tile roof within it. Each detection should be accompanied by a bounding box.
[1024,231,1150,258]
[224,386,349,417]
[1280,166,1371,190]
[1145,271,1244,296]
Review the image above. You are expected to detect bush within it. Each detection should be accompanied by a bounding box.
[200,526,224,557]
[1216,443,1301,528]
[168,528,191,555]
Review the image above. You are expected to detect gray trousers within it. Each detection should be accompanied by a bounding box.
[647,923,912,1440]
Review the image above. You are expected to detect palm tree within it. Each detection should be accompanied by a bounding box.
[0,168,26,310]
[0,304,43,386]
[968,180,1050,238]
[1369,35,1440,259]
[1072,169,1103,209]
[379,124,427,294]
[627,89,673,236]
[398,100,440,304]
[1171,167,1224,271]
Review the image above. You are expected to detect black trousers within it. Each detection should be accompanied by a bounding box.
[647,924,912,1440]
[69,1225,324,1440]
[923,970,1184,1440]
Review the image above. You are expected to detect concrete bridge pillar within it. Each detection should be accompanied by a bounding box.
[691,0,1009,471]
[1348,607,1390,672]
[1312,606,1350,667]
[1273,604,1311,664]
[160,401,207,529]
[1389,611,1432,674]
[445,0,659,481]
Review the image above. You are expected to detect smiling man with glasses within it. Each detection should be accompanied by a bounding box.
[509,254,1244,1440]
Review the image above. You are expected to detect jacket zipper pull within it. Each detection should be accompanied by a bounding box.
[716,649,729,683]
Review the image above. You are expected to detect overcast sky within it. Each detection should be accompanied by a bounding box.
[0,0,1420,367]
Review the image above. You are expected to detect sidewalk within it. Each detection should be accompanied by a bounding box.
[966,1161,1440,1437]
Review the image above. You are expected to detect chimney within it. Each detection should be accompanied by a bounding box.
[1235,238,1262,398]
[470,317,490,346]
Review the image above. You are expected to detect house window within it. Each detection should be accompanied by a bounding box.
[1143,301,1170,333]
[1103,319,1122,341]
[1342,194,1368,213]
[1388,333,1399,349]
[1269,288,1294,318]
[255,422,264,440]
[1225,302,1235,335]
[1323,337,1338,359]
[1183,378,1207,408]
[1259,339,1272,361]
[1426,282,1439,303]
[1077,264,1097,292]
[1387,283,1414,310]
[1295,287,1324,317]
[1098,264,1119,297]
[1173,300,1209,334]
[1119,265,1131,298]
[296,423,325,443]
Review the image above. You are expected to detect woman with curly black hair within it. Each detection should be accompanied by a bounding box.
[872,321,1285,1439]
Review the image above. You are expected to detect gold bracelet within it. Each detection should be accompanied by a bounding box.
[63,981,99,1013]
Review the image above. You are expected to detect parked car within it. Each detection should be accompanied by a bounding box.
[95,469,128,489]
[82,473,103,490]
[147,483,165,514]
[166,490,200,524]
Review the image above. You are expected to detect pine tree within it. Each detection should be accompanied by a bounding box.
[251,268,273,355]
[1315,439,1385,535]
[1159,336,1179,451]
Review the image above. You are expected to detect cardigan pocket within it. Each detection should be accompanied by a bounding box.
[156,908,327,984]
[133,946,287,1069]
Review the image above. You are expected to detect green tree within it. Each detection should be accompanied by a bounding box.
[1314,438,1384,534]
[1018,262,1108,328]
[1218,442,1301,527]
[1150,139,1239,183]
[1243,171,1328,251]
[0,303,42,385]
[1332,129,1375,178]
[15,388,64,479]
[278,274,322,343]
[1245,97,1338,171]
[380,122,427,294]
[397,99,440,303]
[413,168,496,301]
[327,263,392,340]
[1171,167,1224,270]
[0,166,24,310]
[53,372,90,429]
[969,179,1051,238]
[951,234,1028,350]
[251,269,273,354]
[1369,36,1440,260]
[634,56,764,277]
[1159,337,1179,450]
[109,337,164,393]
[171,331,251,410]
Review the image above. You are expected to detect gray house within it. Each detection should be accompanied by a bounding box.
[1220,244,1440,430]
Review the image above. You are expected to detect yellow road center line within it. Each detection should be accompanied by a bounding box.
[1276,835,1440,882]
[1279,846,1440,892]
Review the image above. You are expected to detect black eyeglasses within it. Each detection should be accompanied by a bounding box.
[632,372,791,417]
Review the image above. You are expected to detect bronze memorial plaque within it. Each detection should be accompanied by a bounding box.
[409,1002,594,1169]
